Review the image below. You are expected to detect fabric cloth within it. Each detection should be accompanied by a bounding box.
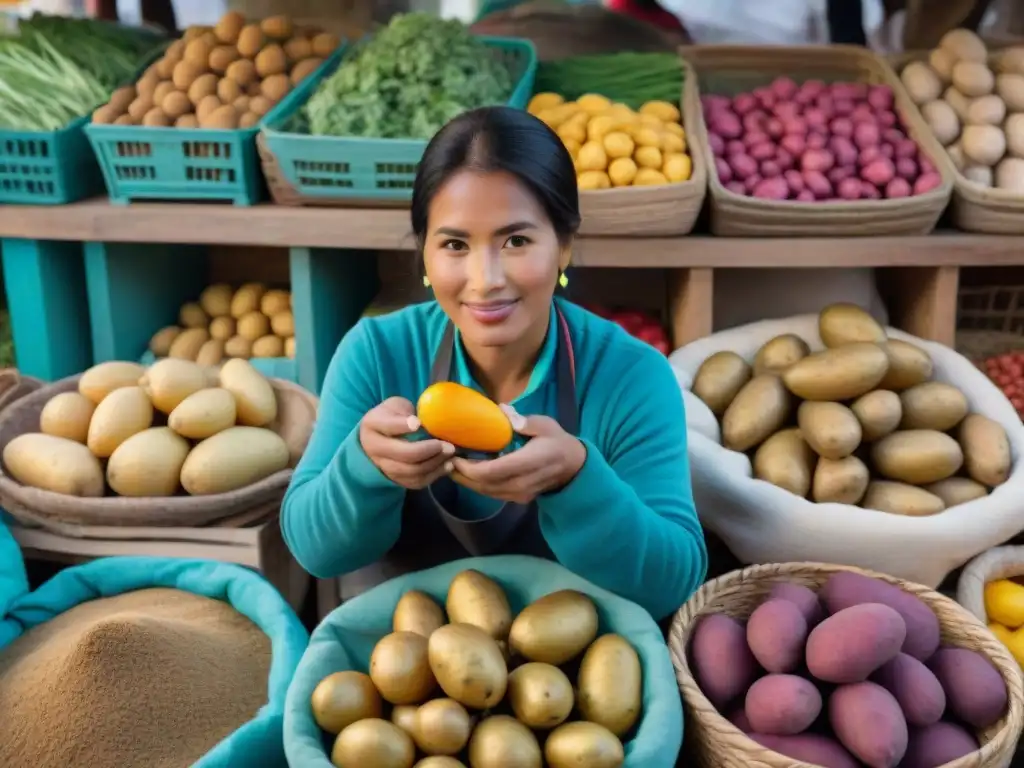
[283,555,684,768]
[2,557,310,768]
[0,511,28,648]
[281,298,707,620]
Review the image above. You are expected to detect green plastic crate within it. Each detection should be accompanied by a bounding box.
[0,115,106,205]
[259,36,537,205]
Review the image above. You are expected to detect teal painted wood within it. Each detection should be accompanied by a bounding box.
[290,248,379,394]
[84,242,209,363]
[139,350,298,382]
[0,116,106,205]
[1,239,93,379]
[260,36,538,204]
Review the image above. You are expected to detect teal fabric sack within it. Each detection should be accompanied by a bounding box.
[284,555,683,767]
[3,557,310,768]
[0,509,28,647]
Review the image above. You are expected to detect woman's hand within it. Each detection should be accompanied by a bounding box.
[451,405,587,504]
[360,397,455,489]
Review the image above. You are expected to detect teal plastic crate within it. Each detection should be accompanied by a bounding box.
[259,36,537,205]
[0,115,105,205]
[139,350,298,383]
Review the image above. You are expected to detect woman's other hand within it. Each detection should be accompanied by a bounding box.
[451,405,586,503]
[360,397,455,489]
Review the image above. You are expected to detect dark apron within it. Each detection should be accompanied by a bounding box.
[339,306,579,601]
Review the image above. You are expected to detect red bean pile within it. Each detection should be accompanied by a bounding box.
[982,350,1024,417]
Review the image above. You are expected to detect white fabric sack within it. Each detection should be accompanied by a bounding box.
[669,314,1024,588]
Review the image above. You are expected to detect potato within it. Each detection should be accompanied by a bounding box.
[428,623,508,709]
[820,572,940,660]
[508,590,598,665]
[945,87,972,122]
[783,343,889,401]
[251,335,284,358]
[78,361,147,405]
[929,47,955,81]
[87,385,154,458]
[390,705,417,737]
[413,698,471,756]
[806,603,906,683]
[577,634,642,737]
[753,428,814,497]
[753,334,810,375]
[168,387,236,439]
[270,310,294,337]
[899,382,968,431]
[902,61,942,105]
[214,10,245,44]
[997,156,1024,192]
[140,358,208,414]
[746,598,807,673]
[828,682,908,768]
[544,722,624,768]
[210,316,236,340]
[692,351,751,415]
[878,340,933,391]
[219,358,277,427]
[769,583,824,626]
[2,433,104,497]
[177,301,207,329]
[260,288,291,315]
[850,390,901,442]
[39,392,95,444]
[311,671,382,735]
[393,590,446,638]
[924,476,988,507]
[445,569,512,640]
[967,94,1006,126]
[953,61,995,97]
[921,100,960,145]
[224,335,252,359]
[507,663,574,729]
[750,734,858,768]
[195,338,224,366]
[927,647,1008,729]
[863,480,946,517]
[871,430,963,484]
[871,653,945,727]
[180,426,290,495]
[997,73,1024,111]
[901,722,979,768]
[255,44,288,78]
[230,282,267,317]
[745,674,821,735]
[312,32,340,57]
[168,327,209,360]
[261,14,293,40]
[106,426,190,497]
[813,455,869,505]
[962,124,1006,166]
[819,303,886,348]
[941,28,988,62]
[237,310,270,341]
[722,375,791,452]
[690,614,758,708]
[236,24,264,58]
[291,57,323,84]
[468,716,541,768]
[959,413,1011,486]
[798,401,862,460]
[331,719,414,768]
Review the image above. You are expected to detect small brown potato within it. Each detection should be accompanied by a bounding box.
[413,698,471,756]
[291,57,323,84]
[247,81,263,97]
[923,477,988,507]
[996,156,1024,191]
[252,335,284,358]
[113,114,135,126]
[428,623,508,709]
[224,335,252,359]
[168,327,209,360]
[394,590,446,637]
[812,455,870,505]
[331,718,415,768]
[902,722,979,768]
[217,77,243,104]
[214,11,245,44]
[722,374,791,452]
[927,647,1008,729]
[184,37,214,68]
[391,705,418,736]
[199,283,233,316]
[225,58,257,87]
[929,47,955,82]
[78,361,147,404]
[40,392,95,444]
[959,413,1011,486]
[953,61,995,98]
[753,428,815,498]
[578,634,642,737]
[872,653,946,727]
[945,86,972,122]
[183,25,210,42]
[899,381,969,431]
[921,100,960,146]
[195,338,225,366]
[940,28,988,63]
[86,385,153,458]
[783,343,890,401]
[798,401,862,460]
[468,717,541,768]
[261,73,291,103]
[807,603,906,684]
[255,44,288,78]
[283,36,312,62]
[446,569,512,640]
[187,72,218,105]
[863,480,946,517]
[370,631,436,705]
[692,351,751,416]
[91,104,118,124]
[878,340,933,391]
[901,61,942,105]
[2,433,104,497]
[967,94,1006,126]
[753,333,810,376]
[209,45,239,74]
[196,94,222,121]
[851,390,902,442]
[107,86,136,114]
[872,430,963,484]
[508,590,598,665]
[128,96,154,122]
[962,124,1006,166]
[544,722,624,768]
[249,96,272,118]
[173,60,204,91]
[312,32,340,57]
[209,316,236,341]
[201,105,239,130]
[161,91,192,120]
[261,14,294,40]
[142,107,171,127]
[239,112,260,129]
[233,95,250,113]
[690,613,759,709]
[819,303,886,347]
[237,310,270,341]
[136,70,159,96]
[155,56,177,79]
[828,682,908,768]
[260,289,290,315]
[179,301,208,328]
[236,24,264,58]
[746,599,808,674]
[311,670,382,734]
[149,325,182,356]
[284,336,296,358]
[415,758,466,768]
[507,663,574,729]
[745,674,822,735]
[997,73,1024,111]
[152,80,175,105]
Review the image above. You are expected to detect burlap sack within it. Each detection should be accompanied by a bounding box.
[0,375,318,530]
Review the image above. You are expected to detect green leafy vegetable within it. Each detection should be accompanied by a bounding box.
[536,52,684,109]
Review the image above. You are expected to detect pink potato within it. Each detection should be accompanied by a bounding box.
[862,158,896,186]
[895,157,917,179]
[913,172,942,195]
[830,137,858,167]
[745,674,822,735]
[860,180,882,199]
[851,104,875,123]
[702,94,731,112]
[802,79,827,97]
[807,133,828,150]
[803,170,832,199]
[829,682,908,768]
[780,134,806,157]
[729,154,758,180]
[867,85,894,110]
[871,653,946,726]
[806,604,906,683]
[919,155,936,174]
[859,146,882,167]
[879,143,895,159]
[883,127,906,145]
[885,178,912,198]
[769,582,823,626]
[745,173,763,194]
[775,148,794,170]
[833,99,854,116]
[747,599,808,673]
[837,177,862,200]
[752,177,788,200]
[725,180,746,195]
[820,572,940,660]
[804,108,828,128]
[754,87,776,109]
[853,122,881,149]
[733,93,758,115]
[901,722,979,768]
[802,149,835,173]
[742,112,766,134]
[928,647,1008,729]
[728,706,752,732]
[765,118,784,139]
[775,102,802,120]
[690,613,760,709]
[744,131,770,149]
[830,117,854,137]
[894,138,918,159]
[749,142,775,161]
[781,116,807,136]
[795,189,816,201]
[752,734,859,768]
[708,133,726,157]
[713,112,742,139]
[878,111,897,127]
[829,166,856,185]
[771,76,799,99]
[726,139,745,156]
[784,170,805,195]
[714,157,733,183]
[760,160,781,178]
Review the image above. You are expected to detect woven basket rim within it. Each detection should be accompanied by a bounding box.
[668,561,1024,768]
[957,545,1024,626]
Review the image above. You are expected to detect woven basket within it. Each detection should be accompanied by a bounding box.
[0,369,44,416]
[958,546,1024,624]
[684,45,954,237]
[0,374,318,530]
[668,562,1024,768]
[890,48,1024,234]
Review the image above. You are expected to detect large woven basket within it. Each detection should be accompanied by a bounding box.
[668,562,1024,768]
[684,45,954,237]
[0,374,318,530]
[958,546,1024,623]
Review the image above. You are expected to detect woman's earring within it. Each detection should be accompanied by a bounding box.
[422,275,431,288]
[558,271,569,288]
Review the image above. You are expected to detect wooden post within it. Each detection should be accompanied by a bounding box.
[877,266,960,345]
[668,268,714,348]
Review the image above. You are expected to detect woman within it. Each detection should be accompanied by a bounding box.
[281,106,706,620]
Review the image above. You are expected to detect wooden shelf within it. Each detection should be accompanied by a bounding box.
[2,198,1023,268]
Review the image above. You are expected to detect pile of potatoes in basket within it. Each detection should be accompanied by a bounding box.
[149,282,294,365]
[690,571,1009,768]
[92,11,339,129]
[900,28,1024,192]
[692,303,1012,516]
[2,358,289,498]
[312,570,640,768]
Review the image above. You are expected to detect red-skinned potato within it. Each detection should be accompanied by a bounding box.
[690,614,759,709]
[829,682,908,768]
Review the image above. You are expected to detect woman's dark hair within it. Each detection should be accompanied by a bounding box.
[411,106,581,246]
